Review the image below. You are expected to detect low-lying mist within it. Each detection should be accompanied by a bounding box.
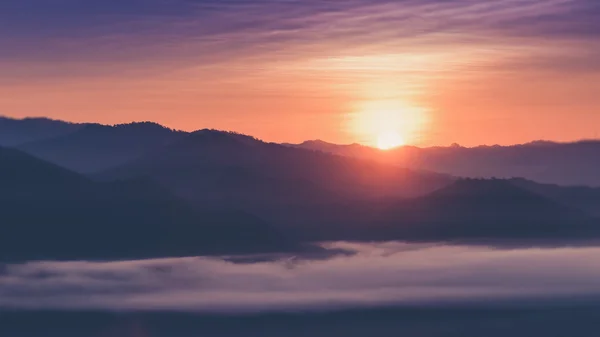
[2,242,600,313]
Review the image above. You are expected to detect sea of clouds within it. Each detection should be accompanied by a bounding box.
[2,242,600,313]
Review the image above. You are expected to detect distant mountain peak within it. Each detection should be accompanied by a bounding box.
[300,139,365,147]
[188,129,263,145]
[297,139,368,151]
[81,123,106,130]
[300,139,334,146]
[74,122,182,136]
[113,121,178,131]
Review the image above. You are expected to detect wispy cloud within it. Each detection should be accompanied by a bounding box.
[1,0,599,145]
[2,242,600,312]
[1,0,598,66]
[2,0,597,94]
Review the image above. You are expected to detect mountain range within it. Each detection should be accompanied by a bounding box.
[16,122,187,173]
[5,115,600,186]
[1,116,600,260]
[98,129,453,210]
[271,178,599,242]
[289,139,600,186]
[0,146,301,261]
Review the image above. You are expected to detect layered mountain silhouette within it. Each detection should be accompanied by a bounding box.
[509,178,600,217]
[0,116,83,147]
[289,139,600,186]
[98,129,453,215]
[6,116,600,186]
[387,179,598,240]
[2,116,599,254]
[293,179,599,242]
[0,147,299,261]
[17,122,187,173]
[283,139,368,156]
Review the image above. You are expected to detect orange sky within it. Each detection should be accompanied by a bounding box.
[1,0,599,147]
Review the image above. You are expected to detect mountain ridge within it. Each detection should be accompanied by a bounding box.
[98,130,454,214]
[296,178,600,242]
[289,138,600,186]
[17,121,188,173]
[0,147,302,261]
[0,116,84,147]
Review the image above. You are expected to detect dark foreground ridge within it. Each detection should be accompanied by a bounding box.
[285,178,600,242]
[0,146,302,262]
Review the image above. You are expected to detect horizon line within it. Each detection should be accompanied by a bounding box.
[2,114,599,149]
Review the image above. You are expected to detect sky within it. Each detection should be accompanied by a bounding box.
[3,242,600,312]
[1,0,599,146]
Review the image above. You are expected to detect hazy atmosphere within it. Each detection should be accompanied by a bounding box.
[2,1,600,336]
[4,242,600,312]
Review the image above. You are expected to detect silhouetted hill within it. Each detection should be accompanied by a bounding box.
[98,130,597,241]
[17,122,187,173]
[0,147,299,261]
[99,130,453,217]
[289,179,599,242]
[0,116,83,146]
[291,139,367,155]
[509,178,600,217]
[0,145,92,197]
[375,179,599,240]
[289,140,600,186]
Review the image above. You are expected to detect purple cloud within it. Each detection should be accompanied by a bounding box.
[1,0,598,66]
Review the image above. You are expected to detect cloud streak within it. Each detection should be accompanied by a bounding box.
[2,0,597,98]
[1,0,598,66]
[1,0,599,145]
[2,242,600,313]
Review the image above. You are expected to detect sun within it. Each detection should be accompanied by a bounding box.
[348,99,428,150]
[377,131,405,150]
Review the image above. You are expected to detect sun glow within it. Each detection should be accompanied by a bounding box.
[349,99,428,148]
[377,131,405,150]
